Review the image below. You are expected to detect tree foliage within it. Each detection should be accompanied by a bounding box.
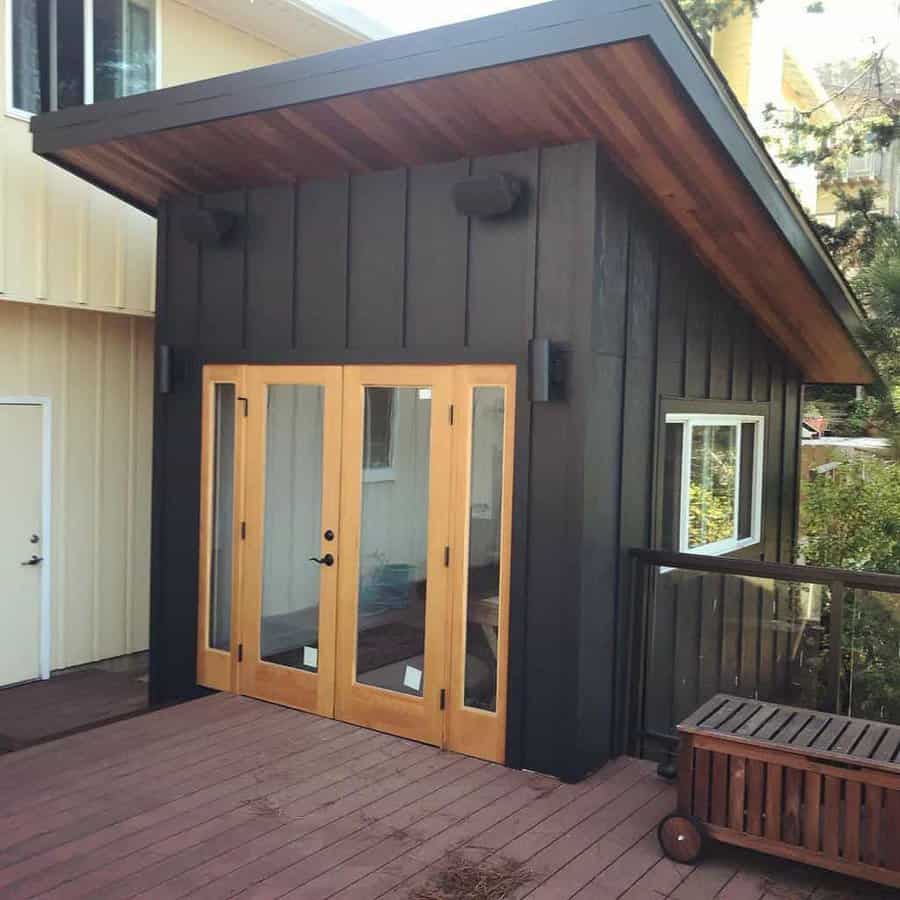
[802,459,900,570]
[801,461,900,722]
[678,0,762,36]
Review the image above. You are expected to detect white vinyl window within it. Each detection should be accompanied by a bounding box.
[662,413,765,556]
[362,387,397,483]
[8,0,158,118]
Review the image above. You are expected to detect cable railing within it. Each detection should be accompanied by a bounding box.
[630,548,900,760]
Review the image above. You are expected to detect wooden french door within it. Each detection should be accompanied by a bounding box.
[196,363,515,763]
[334,366,454,746]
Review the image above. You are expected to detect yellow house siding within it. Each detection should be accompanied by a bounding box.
[710,11,753,108]
[161,1,291,87]
[0,0,314,319]
[0,301,155,669]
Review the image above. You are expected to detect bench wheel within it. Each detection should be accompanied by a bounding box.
[657,813,706,865]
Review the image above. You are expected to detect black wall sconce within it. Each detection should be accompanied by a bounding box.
[158,345,189,395]
[453,172,525,219]
[530,338,568,403]
[179,208,239,246]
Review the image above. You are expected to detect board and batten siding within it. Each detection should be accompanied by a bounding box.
[153,144,594,778]
[0,0,340,669]
[153,139,804,780]
[585,156,803,770]
[0,301,155,669]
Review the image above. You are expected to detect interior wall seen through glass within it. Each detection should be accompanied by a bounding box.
[260,385,325,671]
[463,387,505,712]
[356,387,431,696]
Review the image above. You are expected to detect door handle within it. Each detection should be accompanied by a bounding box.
[308,554,335,567]
[20,555,43,566]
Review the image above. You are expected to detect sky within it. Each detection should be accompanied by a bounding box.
[333,0,900,66]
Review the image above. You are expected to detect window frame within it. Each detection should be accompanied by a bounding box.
[6,0,162,121]
[659,403,767,558]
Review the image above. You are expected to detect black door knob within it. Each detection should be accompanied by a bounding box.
[20,555,43,566]
[308,554,334,567]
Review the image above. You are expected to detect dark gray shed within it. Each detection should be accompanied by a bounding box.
[32,0,874,780]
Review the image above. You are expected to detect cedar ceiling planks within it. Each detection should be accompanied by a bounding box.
[46,39,871,383]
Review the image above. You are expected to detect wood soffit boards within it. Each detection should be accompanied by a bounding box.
[32,16,873,384]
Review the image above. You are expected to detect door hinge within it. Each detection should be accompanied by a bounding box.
[449,404,454,425]
[443,546,450,567]
[237,644,243,662]
[240,521,246,540]
[440,688,446,710]
[239,396,248,417]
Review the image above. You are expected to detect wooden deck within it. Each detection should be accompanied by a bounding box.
[0,694,887,899]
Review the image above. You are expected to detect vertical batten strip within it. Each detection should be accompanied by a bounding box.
[57,311,70,667]
[35,162,48,300]
[23,304,33,388]
[125,319,137,652]
[75,194,88,305]
[0,130,7,295]
[115,207,125,309]
[91,314,104,661]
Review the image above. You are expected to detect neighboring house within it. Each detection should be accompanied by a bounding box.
[709,4,837,212]
[33,0,874,780]
[710,5,900,227]
[0,0,375,689]
[814,135,900,227]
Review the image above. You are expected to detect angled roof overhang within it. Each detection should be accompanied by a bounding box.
[31,0,875,384]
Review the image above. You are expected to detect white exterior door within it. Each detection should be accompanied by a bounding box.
[0,404,44,686]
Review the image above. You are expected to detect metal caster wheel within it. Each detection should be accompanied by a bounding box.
[657,813,706,865]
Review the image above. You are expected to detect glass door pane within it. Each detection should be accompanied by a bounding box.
[355,387,431,696]
[209,383,235,652]
[260,385,325,671]
[463,386,505,712]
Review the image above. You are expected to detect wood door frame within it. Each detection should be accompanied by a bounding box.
[239,365,343,717]
[446,366,516,763]
[334,365,454,747]
[0,397,52,681]
[196,366,245,693]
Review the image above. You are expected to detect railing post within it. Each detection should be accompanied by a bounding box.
[828,580,845,714]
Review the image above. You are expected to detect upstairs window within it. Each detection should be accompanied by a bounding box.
[662,413,765,556]
[9,0,157,116]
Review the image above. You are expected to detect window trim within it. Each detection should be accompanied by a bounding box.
[660,405,767,558]
[6,0,162,120]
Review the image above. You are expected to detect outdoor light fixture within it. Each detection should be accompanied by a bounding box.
[452,172,524,219]
[530,338,568,403]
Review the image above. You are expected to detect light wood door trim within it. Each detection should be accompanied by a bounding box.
[446,365,516,763]
[335,366,454,746]
[239,365,343,717]
[197,364,246,693]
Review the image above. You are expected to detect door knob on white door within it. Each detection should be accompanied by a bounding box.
[20,555,43,566]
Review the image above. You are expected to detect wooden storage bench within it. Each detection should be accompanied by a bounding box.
[659,694,900,888]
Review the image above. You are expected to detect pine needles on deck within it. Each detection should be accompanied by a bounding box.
[409,854,531,900]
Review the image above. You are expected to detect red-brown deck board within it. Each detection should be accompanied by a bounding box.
[0,694,886,899]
